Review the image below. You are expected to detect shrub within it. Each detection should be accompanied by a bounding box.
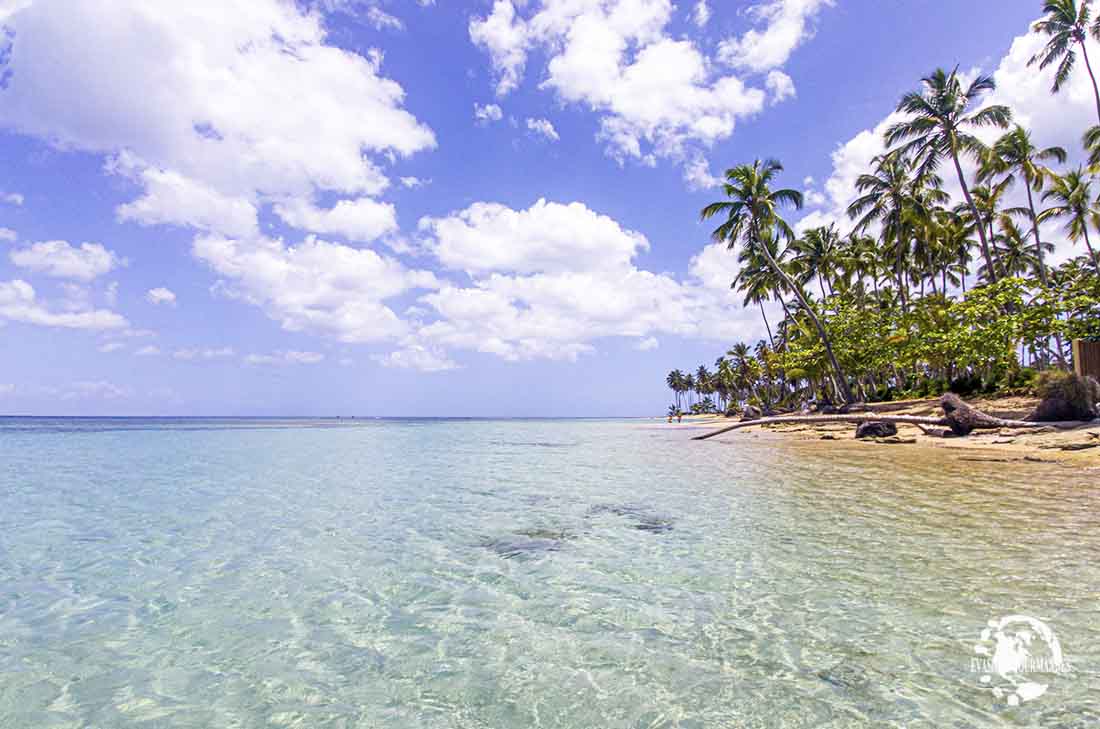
[1028,370,1100,422]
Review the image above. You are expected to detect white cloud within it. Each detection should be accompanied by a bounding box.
[526,117,560,141]
[717,0,833,72]
[364,6,403,30]
[765,70,795,104]
[635,336,659,351]
[469,0,776,169]
[692,0,710,28]
[97,341,125,353]
[419,198,648,276]
[146,287,177,306]
[373,344,458,372]
[172,347,235,361]
[135,345,162,356]
[194,233,438,343]
[400,176,427,188]
[0,0,434,239]
[274,197,398,243]
[474,102,504,123]
[0,228,17,242]
[9,240,123,281]
[0,279,128,330]
[64,380,133,400]
[469,0,529,95]
[408,199,769,362]
[245,350,325,365]
[683,155,723,190]
[1,191,23,206]
[0,384,14,396]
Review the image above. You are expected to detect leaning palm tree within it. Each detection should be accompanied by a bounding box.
[885,68,1012,282]
[732,228,792,348]
[702,159,854,403]
[979,126,1067,285]
[1039,167,1100,275]
[1030,0,1100,123]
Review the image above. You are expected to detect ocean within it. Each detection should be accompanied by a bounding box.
[1,417,1097,727]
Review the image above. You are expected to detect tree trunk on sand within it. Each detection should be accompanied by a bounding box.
[691,393,1093,441]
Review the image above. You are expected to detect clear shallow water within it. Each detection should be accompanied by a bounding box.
[1,417,1098,728]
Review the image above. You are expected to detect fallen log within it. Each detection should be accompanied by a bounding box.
[691,394,1096,441]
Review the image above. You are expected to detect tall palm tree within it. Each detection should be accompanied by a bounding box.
[1030,0,1100,123]
[1039,167,1100,275]
[666,370,684,410]
[979,126,1067,285]
[702,159,855,403]
[885,68,1012,282]
[731,229,792,349]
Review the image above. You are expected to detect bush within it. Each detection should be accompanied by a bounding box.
[1028,370,1100,422]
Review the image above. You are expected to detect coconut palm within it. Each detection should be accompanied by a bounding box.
[979,126,1067,285]
[790,224,842,300]
[987,216,1051,280]
[885,68,1012,281]
[1030,0,1100,123]
[1039,167,1100,275]
[731,229,792,349]
[702,159,854,403]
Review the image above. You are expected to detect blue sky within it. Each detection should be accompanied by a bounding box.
[0,0,1089,416]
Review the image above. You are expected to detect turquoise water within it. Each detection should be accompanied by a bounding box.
[1,417,1097,728]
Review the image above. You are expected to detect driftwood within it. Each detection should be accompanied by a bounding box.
[692,393,1095,442]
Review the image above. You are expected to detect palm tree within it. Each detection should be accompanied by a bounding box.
[731,230,792,349]
[790,224,842,300]
[885,68,1012,282]
[1030,0,1100,123]
[1039,167,1100,275]
[988,216,1050,279]
[666,370,684,410]
[979,126,1067,285]
[702,159,855,403]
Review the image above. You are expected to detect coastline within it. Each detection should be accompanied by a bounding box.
[651,396,1100,468]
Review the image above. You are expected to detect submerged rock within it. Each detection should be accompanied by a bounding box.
[855,421,897,439]
[588,503,674,533]
[480,534,565,559]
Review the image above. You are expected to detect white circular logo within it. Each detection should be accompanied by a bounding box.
[972,615,1072,706]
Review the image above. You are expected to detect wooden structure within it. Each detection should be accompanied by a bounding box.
[1073,339,1100,380]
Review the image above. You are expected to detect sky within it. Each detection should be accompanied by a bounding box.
[0,0,1094,416]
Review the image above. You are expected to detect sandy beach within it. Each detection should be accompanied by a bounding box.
[654,396,1100,468]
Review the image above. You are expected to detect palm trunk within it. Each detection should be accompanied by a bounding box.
[759,300,775,349]
[754,230,854,404]
[1024,184,1049,286]
[1080,38,1100,126]
[1083,224,1100,277]
[951,148,997,283]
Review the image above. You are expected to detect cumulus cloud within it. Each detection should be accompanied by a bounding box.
[526,117,560,141]
[64,380,133,400]
[146,287,177,306]
[406,199,769,363]
[717,0,833,72]
[9,240,123,281]
[97,341,125,353]
[274,197,398,242]
[1,191,23,206]
[635,336,659,351]
[135,345,162,356]
[0,279,128,329]
[0,228,17,242]
[0,0,434,241]
[765,70,796,104]
[469,0,775,168]
[419,198,647,275]
[245,350,325,365]
[474,102,504,123]
[194,233,438,343]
